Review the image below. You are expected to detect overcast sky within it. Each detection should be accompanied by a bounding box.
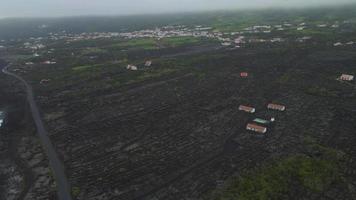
[1,0,356,18]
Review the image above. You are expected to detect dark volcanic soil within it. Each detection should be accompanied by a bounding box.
[14,43,356,199]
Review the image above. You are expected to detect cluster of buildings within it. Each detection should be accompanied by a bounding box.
[28,23,314,48]
[43,26,216,42]
[239,103,286,134]
[119,25,214,40]
[5,19,352,55]
[23,42,46,50]
[238,68,354,135]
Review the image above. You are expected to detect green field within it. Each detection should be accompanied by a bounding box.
[213,143,344,200]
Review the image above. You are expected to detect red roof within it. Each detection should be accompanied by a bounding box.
[239,105,255,113]
[246,123,267,133]
[267,103,286,111]
[240,72,248,77]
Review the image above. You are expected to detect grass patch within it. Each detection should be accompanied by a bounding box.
[111,38,158,50]
[72,186,81,197]
[277,73,293,84]
[161,36,203,47]
[213,153,341,200]
[81,48,107,55]
[72,63,107,71]
[127,68,177,84]
[285,28,336,39]
[72,65,95,71]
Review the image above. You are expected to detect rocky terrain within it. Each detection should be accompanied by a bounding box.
[0,62,57,200]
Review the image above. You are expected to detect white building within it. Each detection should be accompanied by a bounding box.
[127,65,138,71]
[145,61,152,67]
[339,74,354,81]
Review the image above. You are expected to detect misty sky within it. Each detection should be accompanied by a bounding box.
[1,0,356,18]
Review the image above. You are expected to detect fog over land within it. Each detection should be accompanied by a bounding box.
[1,0,356,18]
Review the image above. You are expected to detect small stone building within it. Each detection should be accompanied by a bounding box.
[267,103,286,111]
[339,74,354,81]
[246,123,267,134]
[239,105,256,113]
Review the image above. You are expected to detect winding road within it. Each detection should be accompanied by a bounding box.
[1,65,73,200]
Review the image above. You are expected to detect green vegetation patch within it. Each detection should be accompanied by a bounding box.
[285,28,336,39]
[72,63,108,71]
[111,38,158,50]
[71,186,81,197]
[81,47,107,55]
[214,154,341,200]
[127,68,178,84]
[161,36,203,47]
[72,65,96,71]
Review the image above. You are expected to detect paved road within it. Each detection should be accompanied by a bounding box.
[2,65,73,200]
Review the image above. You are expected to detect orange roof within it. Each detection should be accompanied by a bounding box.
[239,105,255,113]
[267,103,286,111]
[246,123,267,133]
[240,72,248,77]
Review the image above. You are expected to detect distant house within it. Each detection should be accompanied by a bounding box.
[246,123,267,134]
[221,42,232,46]
[42,61,56,65]
[145,60,152,67]
[234,36,245,44]
[240,72,248,77]
[339,74,354,81]
[271,38,283,43]
[297,36,312,42]
[332,24,339,28]
[267,103,286,111]
[127,64,138,71]
[239,105,256,113]
[40,79,50,84]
